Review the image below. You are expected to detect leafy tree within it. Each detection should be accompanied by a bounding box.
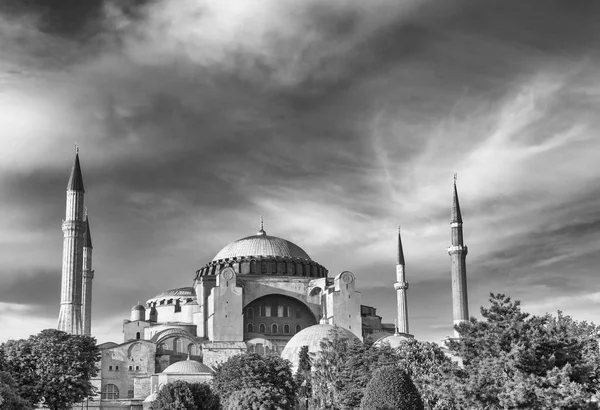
[1,329,100,410]
[447,293,600,409]
[154,381,219,410]
[224,386,292,410]
[0,371,31,410]
[213,353,297,407]
[360,366,424,410]
[392,339,462,410]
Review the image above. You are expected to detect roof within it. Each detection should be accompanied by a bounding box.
[132,304,145,311]
[67,153,85,192]
[280,324,358,370]
[151,287,195,299]
[213,231,311,261]
[84,216,93,248]
[373,333,413,348]
[162,359,214,375]
[397,226,405,265]
[452,175,463,224]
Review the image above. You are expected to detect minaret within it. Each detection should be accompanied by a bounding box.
[394,226,409,335]
[57,149,86,334]
[447,173,469,337]
[82,213,94,336]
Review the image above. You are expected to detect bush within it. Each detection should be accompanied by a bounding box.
[360,366,424,410]
[154,380,219,410]
[224,386,293,410]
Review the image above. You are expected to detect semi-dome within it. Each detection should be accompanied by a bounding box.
[162,359,213,375]
[281,324,359,370]
[151,287,195,299]
[212,230,311,262]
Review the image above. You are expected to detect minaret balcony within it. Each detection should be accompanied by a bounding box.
[447,245,468,255]
[394,282,409,290]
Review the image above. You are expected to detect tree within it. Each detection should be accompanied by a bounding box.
[154,381,219,410]
[360,366,424,410]
[447,293,600,409]
[213,353,297,407]
[1,329,100,410]
[224,386,291,410]
[295,346,312,409]
[0,371,31,410]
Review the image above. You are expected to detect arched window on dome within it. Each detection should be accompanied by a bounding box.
[247,323,254,333]
[295,325,302,333]
[247,307,254,318]
[102,384,119,400]
[272,324,278,334]
[259,323,266,333]
[250,260,257,274]
[261,261,267,273]
[284,324,290,334]
[174,338,183,353]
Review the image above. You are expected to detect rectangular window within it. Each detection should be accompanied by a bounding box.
[115,366,119,371]
[135,365,140,371]
[108,365,113,371]
[128,365,133,371]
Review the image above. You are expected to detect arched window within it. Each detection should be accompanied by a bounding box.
[284,324,290,334]
[259,323,266,333]
[247,308,254,318]
[283,305,289,317]
[102,384,119,400]
[247,323,254,333]
[136,332,140,340]
[250,260,257,274]
[260,305,266,317]
[295,325,302,333]
[277,305,283,317]
[272,324,278,334]
[255,343,264,355]
[160,343,168,351]
[265,306,271,317]
[174,338,183,353]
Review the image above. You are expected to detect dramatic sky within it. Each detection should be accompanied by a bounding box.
[1,0,600,344]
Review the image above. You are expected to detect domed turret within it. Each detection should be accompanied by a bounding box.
[130,303,145,321]
[281,324,359,371]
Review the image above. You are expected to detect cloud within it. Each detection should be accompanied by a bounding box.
[1,0,600,343]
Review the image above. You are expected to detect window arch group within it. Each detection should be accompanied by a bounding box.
[102,384,119,400]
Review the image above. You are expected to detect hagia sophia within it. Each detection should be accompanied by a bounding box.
[56,151,469,409]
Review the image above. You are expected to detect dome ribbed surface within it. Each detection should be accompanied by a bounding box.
[163,359,213,374]
[212,234,311,261]
[281,324,358,370]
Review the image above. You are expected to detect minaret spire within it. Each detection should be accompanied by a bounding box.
[82,214,95,336]
[394,226,410,335]
[58,150,86,334]
[448,174,469,338]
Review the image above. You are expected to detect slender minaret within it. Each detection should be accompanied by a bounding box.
[57,149,86,334]
[82,213,94,336]
[447,173,469,337]
[394,226,409,335]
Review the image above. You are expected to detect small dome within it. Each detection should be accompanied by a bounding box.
[163,359,214,375]
[144,392,158,403]
[281,324,359,370]
[132,304,145,311]
[212,233,311,261]
[373,334,413,348]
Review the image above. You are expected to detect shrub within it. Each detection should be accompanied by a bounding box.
[360,365,424,410]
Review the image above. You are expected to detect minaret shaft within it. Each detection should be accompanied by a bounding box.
[82,244,94,336]
[57,154,85,335]
[394,228,409,335]
[448,176,469,338]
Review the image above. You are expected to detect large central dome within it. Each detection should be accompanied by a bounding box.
[212,229,311,261]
